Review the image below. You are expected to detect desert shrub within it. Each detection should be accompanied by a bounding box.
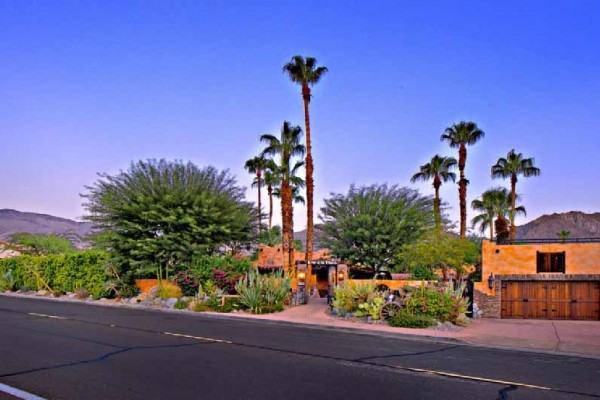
[0,270,16,291]
[206,297,240,313]
[403,283,467,323]
[332,281,381,316]
[174,299,190,310]
[194,302,212,312]
[388,310,436,328]
[235,269,290,314]
[331,285,353,316]
[158,283,182,299]
[354,293,386,320]
[74,287,90,299]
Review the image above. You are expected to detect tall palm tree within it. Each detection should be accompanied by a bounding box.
[262,158,279,230]
[274,179,306,206]
[440,121,485,238]
[244,155,266,233]
[283,55,328,263]
[471,187,526,241]
[261,121,306,272]
[410,155,457,231]
[491,149,541,241]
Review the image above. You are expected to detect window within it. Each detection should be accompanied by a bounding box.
[536,251,565,273]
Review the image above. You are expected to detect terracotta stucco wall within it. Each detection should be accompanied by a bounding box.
[482,240,600,276]
[255,244,332,268]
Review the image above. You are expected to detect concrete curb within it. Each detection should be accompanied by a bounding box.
[2,292,599,360]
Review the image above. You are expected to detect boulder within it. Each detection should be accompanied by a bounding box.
[36,290,48,296]
[165,298,178,308]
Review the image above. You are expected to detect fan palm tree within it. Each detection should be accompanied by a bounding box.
[274,180,306,205]
[471,187,526,241]
[261,121,306,272]
[410,155,457,231]
[244,155,266,233]
[491,149,541,241]
[440,121,485,238]
[262,159,280,230]
[283,55,328,263]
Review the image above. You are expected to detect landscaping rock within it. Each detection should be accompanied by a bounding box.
[153,298,162,306]
[165,298,178,308]
[187,300,197,311]
[455,314,471,327]
[67,293,78,299]
[434,321,461,332]
[330,308,339,316]
[36,290,48,296]
[129,297,139,304]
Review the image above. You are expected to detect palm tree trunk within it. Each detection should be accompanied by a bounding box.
[458,144,467,238]
[302,83,314,263]
[433,178,441,231]
[257,170,262,234]
[509,174,517,241]
[267,184,273,230]
[489,215,494,241]
[281,180,294,275]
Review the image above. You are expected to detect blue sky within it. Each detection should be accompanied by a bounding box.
[1,1,599,232]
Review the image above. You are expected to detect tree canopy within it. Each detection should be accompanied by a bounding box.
[319,184,435,272]
[82,159,256,280]
[9,232,77,255]
[399,232,481,279]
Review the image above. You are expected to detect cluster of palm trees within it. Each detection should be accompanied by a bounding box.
[411,122,541,242]
[244,56,327,270]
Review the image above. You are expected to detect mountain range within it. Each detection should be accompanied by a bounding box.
[0,209,94,245]
[515,211,600,239]
[1,209,599,246]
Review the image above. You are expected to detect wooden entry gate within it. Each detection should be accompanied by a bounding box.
[501,281,600,320]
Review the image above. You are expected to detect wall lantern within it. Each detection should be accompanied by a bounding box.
[298,272,306,281]
[487,273,495,290]
[338,272,345,281]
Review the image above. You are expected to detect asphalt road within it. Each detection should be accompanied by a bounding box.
[1,296,599,400]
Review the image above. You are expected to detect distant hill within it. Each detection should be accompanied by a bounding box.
[294,224,328,250]
[516,211,600,239]
[0,209,94,246]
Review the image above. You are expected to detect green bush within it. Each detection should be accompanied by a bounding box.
[194,302,212,312]
[0,251,109,298]
[409,265,437,280]
[174,299,190,310]
[388,310,436,328]
[403,283,467,323]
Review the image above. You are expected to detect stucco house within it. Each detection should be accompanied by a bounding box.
[474,239,600,320]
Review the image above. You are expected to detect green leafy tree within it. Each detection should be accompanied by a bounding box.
[491,149,541,240]
[259,226,282,247]
[261,122,306,272]
[410,154,457,231]
[400,232,481,280]
[9,233,77,255]
[471,187,526,240]
[320,184,435,272]
[82,159,256,283]
[440,121,485,238]
[557,230,571,243]
[244,155,267,233]
[283,55,328,263]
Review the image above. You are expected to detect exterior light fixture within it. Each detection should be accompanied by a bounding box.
[298,272,306,281]
[338,272,344,281]
[488,273,495,290]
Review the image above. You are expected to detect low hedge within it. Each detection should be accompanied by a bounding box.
[0,251,109,299]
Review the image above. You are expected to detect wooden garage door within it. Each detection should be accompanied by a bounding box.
[501,281,600,320]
